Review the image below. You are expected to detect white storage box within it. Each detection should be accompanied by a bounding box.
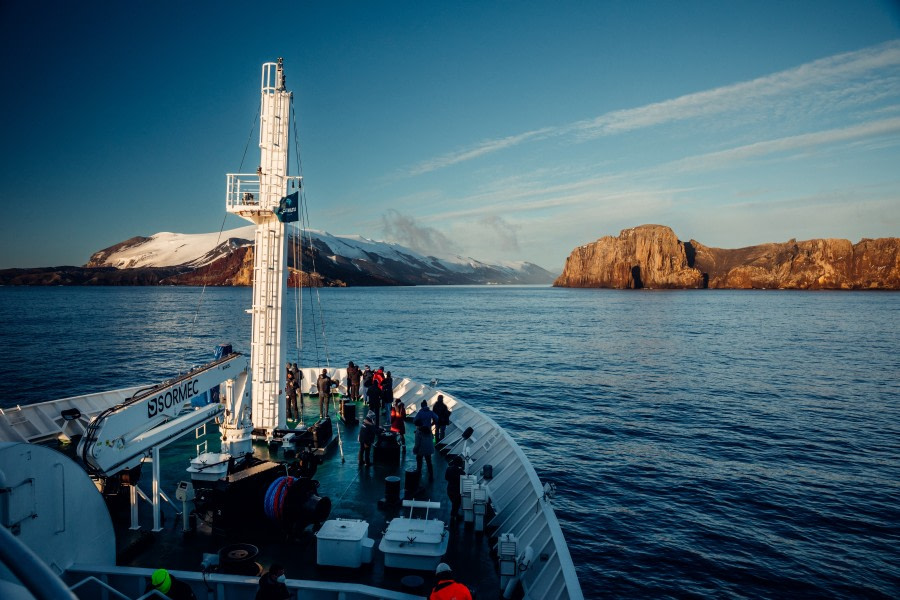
[316,519,373,567]
[379,517,448,570]
[187,452,230,481]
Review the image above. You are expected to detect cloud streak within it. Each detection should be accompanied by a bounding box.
[662,116,900,173]
[404,40,900,175]
[406,128,555,176]
[572,40,900,138]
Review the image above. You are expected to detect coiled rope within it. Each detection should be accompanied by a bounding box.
[263,475,296,522]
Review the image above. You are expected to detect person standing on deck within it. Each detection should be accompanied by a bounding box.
[372,366,385,399]
[432,394,451,442]
[366,379,382,427]
[390,398,406,449]
[429,563,472,600]
[316,369,337,420]
[413,400,438,477]
[444,455,465,523]
[361,365,373,402]
[285,370,299,421]
[382,371,394,423]
[358,411,377,466]
[255,563,289,600]
[347,361,362,401]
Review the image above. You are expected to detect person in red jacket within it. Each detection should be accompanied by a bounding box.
[429,563,472,600]
[390,398,406,449]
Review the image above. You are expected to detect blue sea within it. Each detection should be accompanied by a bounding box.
[1,286,898,599]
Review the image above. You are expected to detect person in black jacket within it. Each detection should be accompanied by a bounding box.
[316,369,337,419]
[347,361,362,400]
[358,411,378,466]
[285,370,299,421]
[444,455,465,523]
[382,371,394,423]
[256,564,289,600]
[432,394,451,442]
[366,381,382,427]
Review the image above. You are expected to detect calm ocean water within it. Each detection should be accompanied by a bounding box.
[1,286,898,598]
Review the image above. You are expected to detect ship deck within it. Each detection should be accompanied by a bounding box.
[112,395,501,599]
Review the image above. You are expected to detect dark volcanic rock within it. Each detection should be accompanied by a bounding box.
[555,226,900,290]
[0,266,187,286]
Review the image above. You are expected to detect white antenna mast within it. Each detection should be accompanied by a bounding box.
[225,58,301,440]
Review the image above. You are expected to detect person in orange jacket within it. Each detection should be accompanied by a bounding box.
[429,563,472,600]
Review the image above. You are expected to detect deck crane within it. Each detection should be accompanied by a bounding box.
[76,351,249,530]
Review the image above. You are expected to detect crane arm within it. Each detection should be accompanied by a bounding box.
[77,353,248,476]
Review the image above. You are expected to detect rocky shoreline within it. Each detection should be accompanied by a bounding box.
[1,236,555,287]
[554,225,899,290]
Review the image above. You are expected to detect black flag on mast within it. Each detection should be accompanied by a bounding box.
[275,191,299,223]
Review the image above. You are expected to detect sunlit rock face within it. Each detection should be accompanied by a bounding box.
[554,225,704,289]
[555,226,900,290]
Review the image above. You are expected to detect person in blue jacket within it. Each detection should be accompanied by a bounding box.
[413,400,438,476]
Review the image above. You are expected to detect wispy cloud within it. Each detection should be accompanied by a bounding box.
[573,41,900,138]
[478,215,521,252]
[406,127,555,176]
[414,116,900,226]
[661,116,900,173]
[380,209,460,255]
[403,40,900,175]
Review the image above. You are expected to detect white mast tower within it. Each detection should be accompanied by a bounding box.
[224,59,301,442]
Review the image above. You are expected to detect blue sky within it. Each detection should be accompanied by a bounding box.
[1,1,898,271]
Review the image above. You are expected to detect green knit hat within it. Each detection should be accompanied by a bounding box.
[151,568,172,594]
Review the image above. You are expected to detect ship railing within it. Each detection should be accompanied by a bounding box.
[63,565,423,600]
[0,385,144,445]
[69,575,131,599]
[225,173,261,212]
[226,173,302,214]
[395,378,585,600]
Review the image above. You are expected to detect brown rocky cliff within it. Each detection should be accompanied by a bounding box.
[554,225,704,289]
[164,246,254,286]
[693,237,900,289]
[164,245,337,287]
[555,226,900,290]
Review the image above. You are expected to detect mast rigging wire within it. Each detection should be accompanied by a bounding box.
[291,96,343,461]
[181,106,261,372]
[290,97,332,371]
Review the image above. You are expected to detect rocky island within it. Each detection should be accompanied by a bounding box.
[554,225,900,290]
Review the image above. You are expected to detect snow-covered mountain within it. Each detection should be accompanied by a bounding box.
[82,227,556,286]
[84,227,256,269]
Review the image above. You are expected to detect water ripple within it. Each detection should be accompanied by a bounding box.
[1,286,898,598]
